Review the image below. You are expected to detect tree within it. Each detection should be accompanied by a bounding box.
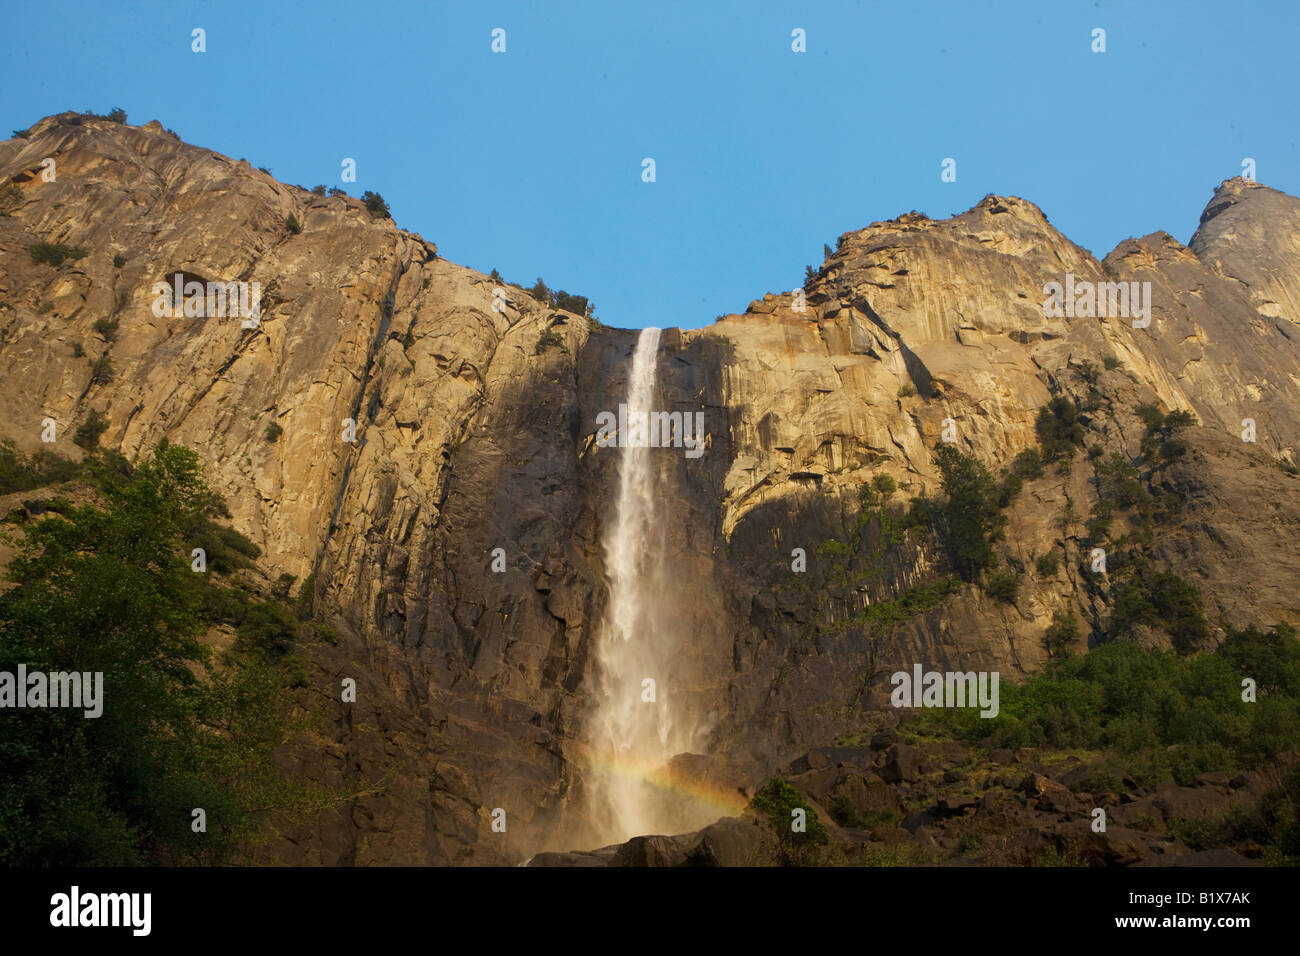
[935,444,1004,581]
[1035,397,1084,461]
[1044,610,1080,657]
[361,191,391,218]
[73,409,110,449]
[0,440,295,864]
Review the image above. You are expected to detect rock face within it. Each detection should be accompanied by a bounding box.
[2,113,1298,864]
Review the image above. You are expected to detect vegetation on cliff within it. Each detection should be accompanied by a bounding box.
[0,441,312,864]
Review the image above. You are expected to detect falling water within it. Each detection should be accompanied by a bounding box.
[584,326,717,846]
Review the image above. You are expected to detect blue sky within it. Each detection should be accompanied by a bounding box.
[4,1,1297,330]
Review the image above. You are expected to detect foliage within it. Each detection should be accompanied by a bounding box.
[0,441,82,494]
[29,242,88,268]
[73,409,110,449]
[1109,567,1209,652]
[1035,397,1084,462]
[1044,610,1080,657]
[361,190,391,218]
[750,777,829,865]
[1135,403,1197,467]
[922,625,1300,797]
[984,569,1020,604]
[0,440,298,864]
[934,445,1005,581]
[1011,446,1044,480]
[285,213,302,235]
[92,317,119,342]
[535,328,566,354]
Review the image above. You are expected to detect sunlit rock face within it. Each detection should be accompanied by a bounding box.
[2,115,1298,863]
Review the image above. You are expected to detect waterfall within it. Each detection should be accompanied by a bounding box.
[584,326,702,845]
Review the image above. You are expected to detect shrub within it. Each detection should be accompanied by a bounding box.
[489,268,503,283]
[361,190,391,218]
[0,442,82,494]
[310,185,326,196]
[1012,446,1044,479]
[73,409,110,449]
[29,242,88,267]
[0,183,22,214]
[328,186,347,198]
[898,384,916,398]
[984,570,1020,604]
[1044,610,1080,656]
[750,777,829,866]
[871,473,897,497]
[997,470,1023,507]
[92,317,119,342]
[112,253,126,269]
[1036,551,1061,576]
[89,354,114,384]
[1035,397,1084,461]
[1136,404,1197,467]
[264,422,283,443]
[535,328,565,354]
[1109,568,1209,651]
[1103,356,1121,370]
[106,107,126,124]
[295,572,317,620]
[285,213,302,235]
[72,342,85,358]
[236,600,298,659]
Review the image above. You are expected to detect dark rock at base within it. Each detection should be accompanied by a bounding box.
[879,743,923,783]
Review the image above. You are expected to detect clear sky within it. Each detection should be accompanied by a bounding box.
[4,1,1297,330]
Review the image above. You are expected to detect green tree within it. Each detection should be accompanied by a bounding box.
[1035,397,1084,461]
[935,444,1004,581]
[0,440,296,864]
[750,777,830,866]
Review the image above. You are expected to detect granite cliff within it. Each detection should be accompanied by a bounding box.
[2,112,1297,864]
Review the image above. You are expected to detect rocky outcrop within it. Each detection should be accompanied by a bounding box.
[3,114,1298,863]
